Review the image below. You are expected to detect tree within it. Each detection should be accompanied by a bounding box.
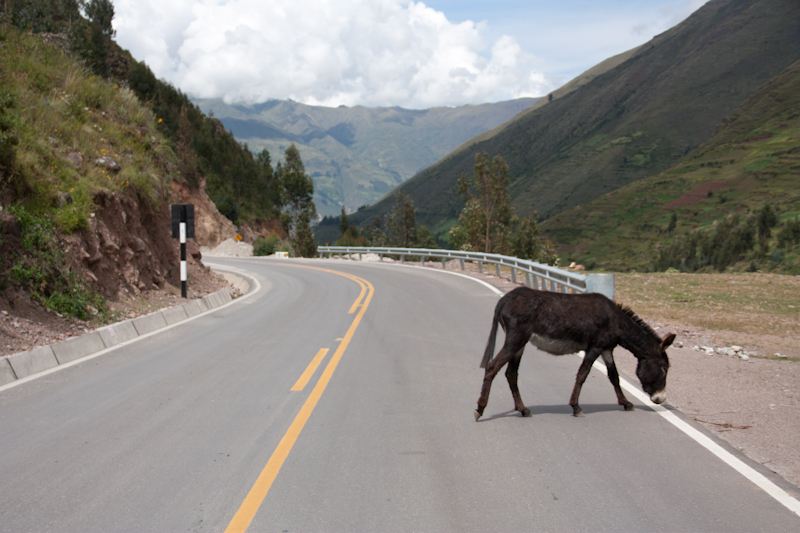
[8,0,82,33]
[366,217,387,246]
[383,191,436,248]
[281,144,314,216]
[339,206,350,236]
[451,152,515,253]
[176,103,197,183]
[81,0,116,77]
[450,152,553,263]
[280,144,317,256]
[84,0,115,38]
[292,211,318,257]
[667,212,677,235]
[757,204,778,256]
[256,148,280,214]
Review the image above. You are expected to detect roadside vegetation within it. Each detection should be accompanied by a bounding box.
[0,18,175,318]
[616,271,799,359]
[326,152,557,265]
[0,1,319,320]
[543,58,800,274]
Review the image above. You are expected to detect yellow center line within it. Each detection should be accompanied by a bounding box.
[290,348,329,392]
[224,265,374,533]
[348,280,367,314]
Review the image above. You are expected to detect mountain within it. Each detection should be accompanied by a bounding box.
[193,97,538,216]
[542,57,800,273]
[347,0,800,241]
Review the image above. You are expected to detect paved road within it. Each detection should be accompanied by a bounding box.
[1,258,798,532]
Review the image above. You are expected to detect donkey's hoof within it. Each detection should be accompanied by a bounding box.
[624,403,635,411]
[572,407,584,417]
[520,408,532,417]
[474,410,482,422]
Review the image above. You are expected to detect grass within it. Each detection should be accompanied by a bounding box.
[541,58,800,275]
[616,272,800,358]
[1,26,175,230]
[0,24,176,319]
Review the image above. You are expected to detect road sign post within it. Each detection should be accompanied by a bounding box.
[171,204,195,298]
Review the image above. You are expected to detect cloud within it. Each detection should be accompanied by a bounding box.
[113,0,551,108]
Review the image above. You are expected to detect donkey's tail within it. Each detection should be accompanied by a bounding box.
[480,304,502,369]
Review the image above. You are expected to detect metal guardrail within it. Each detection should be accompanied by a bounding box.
[317,246,615,300]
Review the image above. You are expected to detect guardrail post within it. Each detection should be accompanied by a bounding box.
[379,254,384,262]
[420,255,425,264]
[460,259,465,270]
[496,264,501,277]
[478,261,483,273]
[400,254,405,263]
[441,258,446,269]
[511,268,517,283]
[586,273,615,301]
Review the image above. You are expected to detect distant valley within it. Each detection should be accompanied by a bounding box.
[193,97,538,216]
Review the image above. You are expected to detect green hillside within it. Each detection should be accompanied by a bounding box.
[194,97,538,217]
[542,57,800,274]
[0,2,281,225]
[0,6,280,317]
[348,0,800,242]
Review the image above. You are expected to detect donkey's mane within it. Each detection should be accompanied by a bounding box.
[616,303,660,341]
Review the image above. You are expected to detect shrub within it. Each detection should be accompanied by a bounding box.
[253,234,281,256]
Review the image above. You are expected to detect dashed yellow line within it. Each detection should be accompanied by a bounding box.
[224,265,374,533]
[291,348,329,391]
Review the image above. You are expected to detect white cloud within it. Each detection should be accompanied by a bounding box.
[113,0,551,108]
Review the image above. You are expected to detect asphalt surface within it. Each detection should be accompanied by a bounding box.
[1,257,798,532]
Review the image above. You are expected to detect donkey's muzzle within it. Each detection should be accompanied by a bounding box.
[650,390,667,404]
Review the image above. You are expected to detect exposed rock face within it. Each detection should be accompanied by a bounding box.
[170,177,286,247]
[170,177,238,249]
[70,190,190,298]
[238,218,286,243]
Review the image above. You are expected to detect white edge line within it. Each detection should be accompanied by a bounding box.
[585,356,800,517]
[0,267,261,393]
[183,258,800,516]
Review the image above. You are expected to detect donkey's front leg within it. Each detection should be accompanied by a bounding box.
[569,347,603,417]
[602,350,634,411]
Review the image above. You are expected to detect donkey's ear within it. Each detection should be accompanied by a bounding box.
[661,333,676,349]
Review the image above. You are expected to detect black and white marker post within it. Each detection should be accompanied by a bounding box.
[171,204,195,298]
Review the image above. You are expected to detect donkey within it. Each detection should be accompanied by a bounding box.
[474,287,674,421]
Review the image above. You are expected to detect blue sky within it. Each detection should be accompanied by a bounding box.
[113,0,708,109]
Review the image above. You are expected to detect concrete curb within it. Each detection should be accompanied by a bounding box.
[0,269,250,388]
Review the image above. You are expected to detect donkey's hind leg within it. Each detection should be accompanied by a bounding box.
[475,337,528,421]
[505,350,531,417]
[601,351,634,411]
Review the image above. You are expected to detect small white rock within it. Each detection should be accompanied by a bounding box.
[739,353,750,361]
[731,345,743,353]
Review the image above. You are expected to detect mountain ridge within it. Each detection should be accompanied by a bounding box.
[194,97,539,216]
[345,0,800,242]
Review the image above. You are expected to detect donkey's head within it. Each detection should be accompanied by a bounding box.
[635,333,675,404]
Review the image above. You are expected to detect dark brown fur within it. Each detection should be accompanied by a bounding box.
[475,287,674,420]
